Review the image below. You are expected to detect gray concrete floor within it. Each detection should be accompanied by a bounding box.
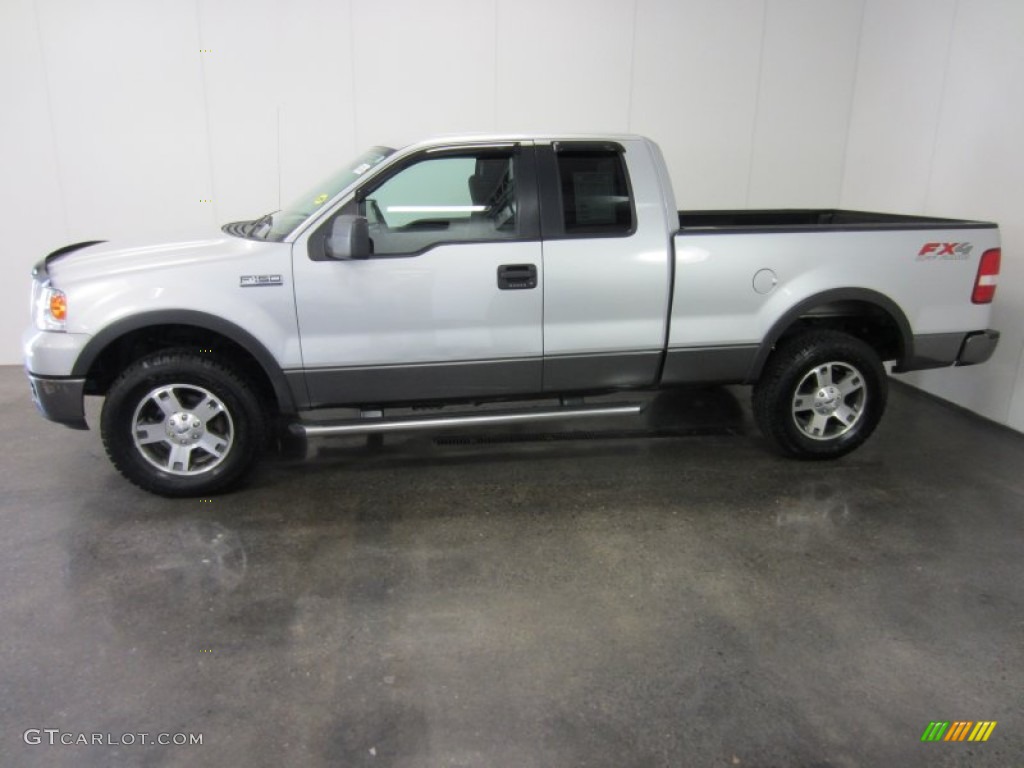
[1,365,1022,767]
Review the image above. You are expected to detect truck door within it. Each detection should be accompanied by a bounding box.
[291,143,543,407]
[537,141,672,391]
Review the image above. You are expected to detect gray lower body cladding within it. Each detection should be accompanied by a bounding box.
[897,329,999,372]
[26,374,88,429]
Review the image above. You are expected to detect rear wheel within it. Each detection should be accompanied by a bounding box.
[753,330,887,459]
[101,349,266,496]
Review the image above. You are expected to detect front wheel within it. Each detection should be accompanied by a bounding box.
[753,330,887,459]
[101,349,267,496]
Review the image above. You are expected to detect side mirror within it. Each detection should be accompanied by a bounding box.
[325,215,370,260]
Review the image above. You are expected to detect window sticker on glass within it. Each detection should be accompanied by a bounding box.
[574,172,615,225]
[313,193,329,206]
[386,205,486,214]
[353,163,372,175]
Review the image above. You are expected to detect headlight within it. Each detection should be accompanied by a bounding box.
[31,281,67,331]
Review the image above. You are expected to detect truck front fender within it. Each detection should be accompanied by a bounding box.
[71,310,303,414]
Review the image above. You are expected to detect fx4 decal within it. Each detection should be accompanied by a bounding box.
[918,242,973,261]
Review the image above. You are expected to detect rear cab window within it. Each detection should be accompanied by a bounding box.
[539,142,635,238]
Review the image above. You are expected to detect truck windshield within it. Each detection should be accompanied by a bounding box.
[242,147,394,241]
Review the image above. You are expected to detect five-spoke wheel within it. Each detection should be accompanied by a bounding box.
[101,350,265,496]
[790,361,867,441]
[753,330,886,459]
[132,384,235,475]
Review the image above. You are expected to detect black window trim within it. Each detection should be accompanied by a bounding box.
[307,144,541,261]
[537,141,637,240]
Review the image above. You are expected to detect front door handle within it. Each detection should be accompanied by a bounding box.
[497,263,537,290]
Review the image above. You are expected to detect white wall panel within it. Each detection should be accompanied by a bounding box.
[840,0,957,213]
[351,0,497,149]
[1009,349,1024,431]
[274,2,357,205]
[748,0,864,207]
[630,0,764,209]
[34,0,211,240]
[495,0,634,134]
[195,0,281,225]
[0,0,69,363]
[897,0,1024,427]
[198,0,358,217]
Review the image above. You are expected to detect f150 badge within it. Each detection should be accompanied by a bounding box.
[918,242,973,260]
[239,274,283,287]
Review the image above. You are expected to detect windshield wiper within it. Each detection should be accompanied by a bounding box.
[248,211,278,239]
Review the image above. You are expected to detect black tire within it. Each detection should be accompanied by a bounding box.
[100,349,267,497]
[752,330,887,459]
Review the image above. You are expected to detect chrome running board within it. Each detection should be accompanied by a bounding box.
[291,402,644,438]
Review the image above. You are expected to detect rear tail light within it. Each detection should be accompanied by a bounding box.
[972,248,1000,304]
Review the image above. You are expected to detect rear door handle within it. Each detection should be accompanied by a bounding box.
[497,263,537,290]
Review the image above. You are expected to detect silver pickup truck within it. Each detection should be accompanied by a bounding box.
[24,134,1002,496]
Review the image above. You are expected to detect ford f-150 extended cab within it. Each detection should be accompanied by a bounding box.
[24,134,1002,496]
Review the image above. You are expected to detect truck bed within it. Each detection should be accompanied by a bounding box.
[677,209,996,232]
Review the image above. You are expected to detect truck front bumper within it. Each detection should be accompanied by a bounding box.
[23,327,91,429]
[26,373,88,430]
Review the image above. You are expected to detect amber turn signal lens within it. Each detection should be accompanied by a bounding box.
[49,291,67,321]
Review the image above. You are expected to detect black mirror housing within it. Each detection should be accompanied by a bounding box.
[325,215,371,260]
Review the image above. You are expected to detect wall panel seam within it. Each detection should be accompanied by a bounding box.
[31,0,70,238]
[923,0,960,214]
[744,0,769,207]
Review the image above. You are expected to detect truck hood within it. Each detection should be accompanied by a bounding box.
[43,233,282,284]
